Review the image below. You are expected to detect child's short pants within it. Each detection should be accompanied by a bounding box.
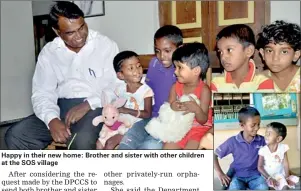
[177,126,210,148]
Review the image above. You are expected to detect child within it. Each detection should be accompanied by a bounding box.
[211,24,274,92]
[119,25,183,149]
[163,42,213,150]
[107,50,162,150]
[258,122,299,190]
[256,20,301,93]
[145,25,183,117]
[214,106,268,190]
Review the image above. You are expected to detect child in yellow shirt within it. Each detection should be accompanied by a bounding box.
[256,20,300,93]
[211,24,274,93]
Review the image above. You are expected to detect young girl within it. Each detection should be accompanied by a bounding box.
[103,50,162,150]
[257,20,301,92]
[163,42,213,149]
[258,122,299,190]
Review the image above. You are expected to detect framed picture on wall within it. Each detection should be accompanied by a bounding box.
[72,1,105,17]
[253,93,297,117]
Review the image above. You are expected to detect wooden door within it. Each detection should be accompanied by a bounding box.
[159,1,212,83]
[158,1,270,72]
[159,1,209,47]
[208,1,270,71]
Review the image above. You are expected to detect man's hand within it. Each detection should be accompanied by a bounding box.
[182,95,200,115]
[65,101,91,128]
[49,118,71,143]
[104,134,123,149]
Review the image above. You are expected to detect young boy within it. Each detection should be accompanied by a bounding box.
[214,106,268,190]
[211,24,274,93]
[256,20,301,93]
[113,25,183,150]
[145,25,214,149]
[145,25,183,117]
[106,51,162,150]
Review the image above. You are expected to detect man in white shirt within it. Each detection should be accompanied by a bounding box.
[5,1,119,149]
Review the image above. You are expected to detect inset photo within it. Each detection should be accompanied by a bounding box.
[213,93,300,190]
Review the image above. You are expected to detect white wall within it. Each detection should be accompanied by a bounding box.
[271,1,300,66]
[85,1,159,54]
[0,1,35,122]
[32,1,55,16]
[271,1,300,24]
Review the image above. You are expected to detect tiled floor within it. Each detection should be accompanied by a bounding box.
[214,176,301,190]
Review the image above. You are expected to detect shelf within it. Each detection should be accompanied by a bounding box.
[213,93,250,101]
[213,93,252,122]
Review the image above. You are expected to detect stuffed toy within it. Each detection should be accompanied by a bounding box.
[92,98,131,149]
[145,94,200,143]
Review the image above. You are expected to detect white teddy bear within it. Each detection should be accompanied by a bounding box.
[145,94,200,143]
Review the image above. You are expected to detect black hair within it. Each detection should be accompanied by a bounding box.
[238,106,260,123]
[216,24,256,48]
[267,122,287,141]
[113,51,139,73]
[256,20,301,51]
[154,25,183,47]
[172,42,209,80]
[49,1,84,30]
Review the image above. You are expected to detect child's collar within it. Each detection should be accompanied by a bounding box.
[224,59,256,83]
[236,130,262,143]
[157,59,175,72]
